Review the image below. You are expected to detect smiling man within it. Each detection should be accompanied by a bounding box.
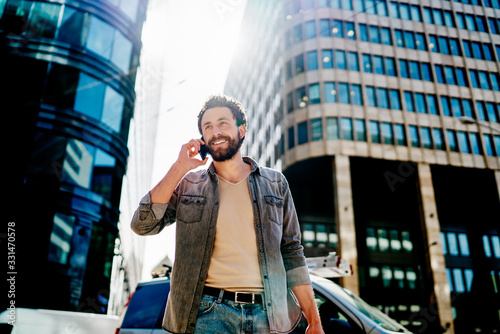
[131,94,324,334]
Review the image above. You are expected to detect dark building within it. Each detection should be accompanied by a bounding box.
[224,0,500,333]
[2,0,148,313]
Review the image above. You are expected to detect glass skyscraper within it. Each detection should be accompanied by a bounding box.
[225,0,500,332]
[2,0,148,313]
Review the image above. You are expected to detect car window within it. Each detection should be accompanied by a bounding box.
[121,280,170,329]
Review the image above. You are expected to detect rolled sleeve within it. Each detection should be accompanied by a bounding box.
[130,192,172,236]
[286,265,312,288]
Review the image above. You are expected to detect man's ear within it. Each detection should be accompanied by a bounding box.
[238,124,247,139]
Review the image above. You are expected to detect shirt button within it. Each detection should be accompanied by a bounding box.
[263,275,268,279]
[260,249,264,253]
[268,302,272,307]
[256,224,261,227]
[249,179,253,183]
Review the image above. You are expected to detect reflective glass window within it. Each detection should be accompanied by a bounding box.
[369,25,380,43]
[422,63,432,81]
[359,24,368,41]
[0,0,32,34]
[404,31,415,49]
[429,35,438,52]
[492,236,500,258]
[102,86,124,132]
[287,92,294,113]
[335,50,347,70]
[87,16,114,58]
[367,228,377,251]
[376,0,388,15]
[389,89,401,110]
[366,86,376,107]
[320,19,331,36]
[426,95,438,114]
[298,121,308,145]
[389,1,399,18]
[338,82,350,104]
[308,50,318,70]
[410,5,421,21]
[311,118,323,141]
[74,72,105,120]
[324,82,336,103]
[399,3,410,19]
[469,133,481,154]
[382,266,392,287]
[409,125,419,147]
[483,44,494,61]
[447,130,458,152]
[355,119,367,141]
[433,129,444,150]
[373,56,384,75]
[395,29,404,47]
[399,60,409,78]
[470,70,479,88]
[385,57,396,76]
[486,102,498,122]
[462,99,473,118]
[381,122,393,144]
[451,98,461,117]
[449,38,461,56]
[476,101,486,121]
[327,117,339,139]
[458,233,470,256]
[295,86,307,108]
[381,27,392,45]
[351,84,363,105]
[483,134,495,155]
[288,126,295,149]
[444,66,456,85]
[348,52,359,71]
[285,60,293,80]
[118,0,139,22]
[362,54,372,72]
[457,131,470,153]
[305,20,316,39]
[295,54,304,75]
[433,9,444,26]
[377,88,389,109]
[294,24,303,43]
[58,6,86,46]
[394,124,405,145]
[463,41,472,58]
[420,127,432,149]
[456,13,466,29]
[435,65,445,83]
[333,20,344,38]
[346,22,356,39]
[476,16,487,32]
[404,91,414,111]
[444,11,455,27]
[464,269,474,292]
[341,118,353,140]
[112,29,133,73]
[48,212,76,264]
[494,136,500,156]
[479,71,491,89]
[438,37,450,54]
[456,68,468,87]
[440,97,451,116]
[62,138,95,189]
[415,33,426,50]
[409,61,421,80]
[472,42,483,59]
[453,268,465,292]
[322,50,334,68]
[370,121,380,143]
[309,83,321,104]
[490,73,500,91]
[29,2,61,38]
[402,231,413,251]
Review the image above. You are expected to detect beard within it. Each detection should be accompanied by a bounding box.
[208,134,243,162]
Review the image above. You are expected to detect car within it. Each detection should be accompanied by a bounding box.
[0,307,119,334]
[115,274,411,334]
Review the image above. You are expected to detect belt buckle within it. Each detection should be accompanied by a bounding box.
[235,292,254,304]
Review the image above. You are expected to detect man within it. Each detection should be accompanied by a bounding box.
[131,94,324,334]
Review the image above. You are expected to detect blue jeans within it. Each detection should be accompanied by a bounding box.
[194,293,270,334]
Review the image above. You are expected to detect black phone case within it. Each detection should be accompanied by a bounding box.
[200,137,209,159]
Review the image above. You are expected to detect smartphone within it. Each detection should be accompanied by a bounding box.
[199,137,209,160]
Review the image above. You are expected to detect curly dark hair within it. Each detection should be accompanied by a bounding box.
[197,94,247,135]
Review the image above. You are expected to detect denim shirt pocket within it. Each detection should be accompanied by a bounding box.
[264,195,284,225]
[177,195,207,224]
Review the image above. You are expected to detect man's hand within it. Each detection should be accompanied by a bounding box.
[176,138,209,171]
[150,139,208,204]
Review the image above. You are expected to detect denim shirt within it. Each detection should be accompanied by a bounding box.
[131,157,311,334]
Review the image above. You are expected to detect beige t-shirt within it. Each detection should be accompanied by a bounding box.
[204,175,264,293]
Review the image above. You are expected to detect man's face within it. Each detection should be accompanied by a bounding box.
[200,107,244,162]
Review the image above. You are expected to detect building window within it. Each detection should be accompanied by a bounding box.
[355,119,367,141]
[305,20,316,39]
[309,83,321,104]
[322,50,334,68]
[469,133,481,154]
[377,88,389,109]
[311,118,323,141]
[327,117,339,139]
[338,82,350,104]
[381,122,393,144]
[409,125,419,147]
[295,54,304,75]
[389,89,401,110]
[483,134,495,155]
[320,19,331,36]
[366,86,376,107]
[394,124,406,146]
[288,126,295,149]
[298,121,308,145]
[404,91,415,112]
[457,131,471,153]
[335,50,347,70]
[366,228,413,253]
[341,118,353,140]
[433,129,445,150]
[420,127,432,149]
[385,57,396,76]
[48,213,76,265]
[348,51,359,71]
[324,82,336,103]
[307,51,318,71]
[362,54,372,73]
[296,86,307,108]
[370,121,381,143]
[426,95,438,115]
[483,235,500,258]
[447,130,459,152]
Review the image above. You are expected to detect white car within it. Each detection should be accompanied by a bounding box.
[115,274,411,334]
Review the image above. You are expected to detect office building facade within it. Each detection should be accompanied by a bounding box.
[224,0,500,332]
[2,0,148,313]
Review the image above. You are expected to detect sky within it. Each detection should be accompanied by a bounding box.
[139,0,248,280]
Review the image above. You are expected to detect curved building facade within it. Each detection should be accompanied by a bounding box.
[225,0,500,332]
[2,0,147,313]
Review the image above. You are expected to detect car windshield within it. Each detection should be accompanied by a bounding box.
[315,277,408,332]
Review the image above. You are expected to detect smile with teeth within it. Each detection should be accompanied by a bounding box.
[212,140,227,146]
